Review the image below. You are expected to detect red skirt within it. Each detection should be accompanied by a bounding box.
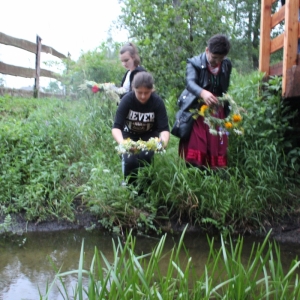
[179,107,228,168]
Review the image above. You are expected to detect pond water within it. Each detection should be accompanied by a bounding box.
[0,229,299,300]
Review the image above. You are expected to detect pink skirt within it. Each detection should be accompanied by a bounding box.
[179,106,228,168]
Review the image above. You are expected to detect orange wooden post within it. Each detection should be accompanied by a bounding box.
[259,0,273,76]
[282,0,299,97]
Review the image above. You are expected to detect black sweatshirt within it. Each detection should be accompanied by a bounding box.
[113,91,169,141]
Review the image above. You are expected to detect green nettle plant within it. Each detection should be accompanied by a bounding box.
[41,228,300,299]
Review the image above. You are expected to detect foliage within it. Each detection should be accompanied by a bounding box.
[118,0,231,97]
[68,42,124,92]
[115,137,165,154]
[190,93,245,136]
[42,228,300,299]
[141,71,300,232]
[0,214,12,233]
[43,80,64,94]
[228,70,300,176]
[0,94,118,221]
[116,0,267,97]
[1,70,300,235]
[60,41,126,94]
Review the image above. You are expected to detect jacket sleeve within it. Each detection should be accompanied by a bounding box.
[186,56,204,98]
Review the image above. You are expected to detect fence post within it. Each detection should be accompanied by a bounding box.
[65,52,71,96]
[259,0,272,76]
[34,35,42,98]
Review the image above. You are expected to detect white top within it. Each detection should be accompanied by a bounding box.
[122,71,131,92]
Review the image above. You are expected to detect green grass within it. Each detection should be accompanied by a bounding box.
[0,71,300,235]
[41,227,300,299]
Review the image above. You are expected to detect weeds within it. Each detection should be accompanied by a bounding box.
[41,227,300,299]
[1,70,300,235]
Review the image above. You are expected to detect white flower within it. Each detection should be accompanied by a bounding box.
[233,129,243,135]
[115,137,166,155]
[209,128,218,135]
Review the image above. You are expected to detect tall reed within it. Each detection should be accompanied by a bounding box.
[41,227,300,299]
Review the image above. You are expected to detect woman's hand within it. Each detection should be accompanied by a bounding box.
[159,131,170,148]
[200,89,218,106]
[112,128,124,144]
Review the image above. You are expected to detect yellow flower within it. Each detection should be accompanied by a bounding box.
[232,114,242,123]
[224,122,233,129]
[199,105,209,116]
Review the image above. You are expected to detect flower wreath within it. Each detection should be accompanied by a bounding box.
[115,137,165,155]
[190,93,246,136]
[79,80,127,102]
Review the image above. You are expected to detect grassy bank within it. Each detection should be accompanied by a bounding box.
[0,71,300,235]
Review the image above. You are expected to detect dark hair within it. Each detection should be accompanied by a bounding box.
[131,71,154,89]
[119,42,141,67]
[207,34,231,55]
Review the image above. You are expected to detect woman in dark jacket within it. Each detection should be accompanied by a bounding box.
[179,34,232,169]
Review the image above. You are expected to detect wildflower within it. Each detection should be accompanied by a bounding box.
[232,114,242,122]
[234,128,244,135]
[189,93,245,136]
[209,128,218,135]
[92,85,100,93]
[199,105,209,116]
[115,137,165,155]
[224,122,233,129]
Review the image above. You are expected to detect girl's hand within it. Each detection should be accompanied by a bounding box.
[200,90,218,106]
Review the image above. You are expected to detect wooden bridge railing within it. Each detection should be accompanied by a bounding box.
[259,0,300,98]
[0,32,70,98]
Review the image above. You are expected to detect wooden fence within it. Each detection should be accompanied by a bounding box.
[0,32,72,98]
[259,0,300,98]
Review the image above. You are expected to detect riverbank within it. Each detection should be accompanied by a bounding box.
[2,208,300,245]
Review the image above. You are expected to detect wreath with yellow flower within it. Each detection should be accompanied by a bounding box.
[79,80,127,102]
[115,137,165,155]
[191,93,245,136]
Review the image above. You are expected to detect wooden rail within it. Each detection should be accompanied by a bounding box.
[0,32,70,98]
[259,0,300,98]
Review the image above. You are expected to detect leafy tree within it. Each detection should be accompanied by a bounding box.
[61,41,126,93]
[117,0,285,95]
[225,0,261,71]
[44,81,63,94]
[118,0,232,97]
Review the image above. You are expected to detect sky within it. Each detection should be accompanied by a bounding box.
[0,0,128,88]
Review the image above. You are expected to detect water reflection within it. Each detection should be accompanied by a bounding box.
[0,230,299,299]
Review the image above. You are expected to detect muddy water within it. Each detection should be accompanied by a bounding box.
[0,230,299,300]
